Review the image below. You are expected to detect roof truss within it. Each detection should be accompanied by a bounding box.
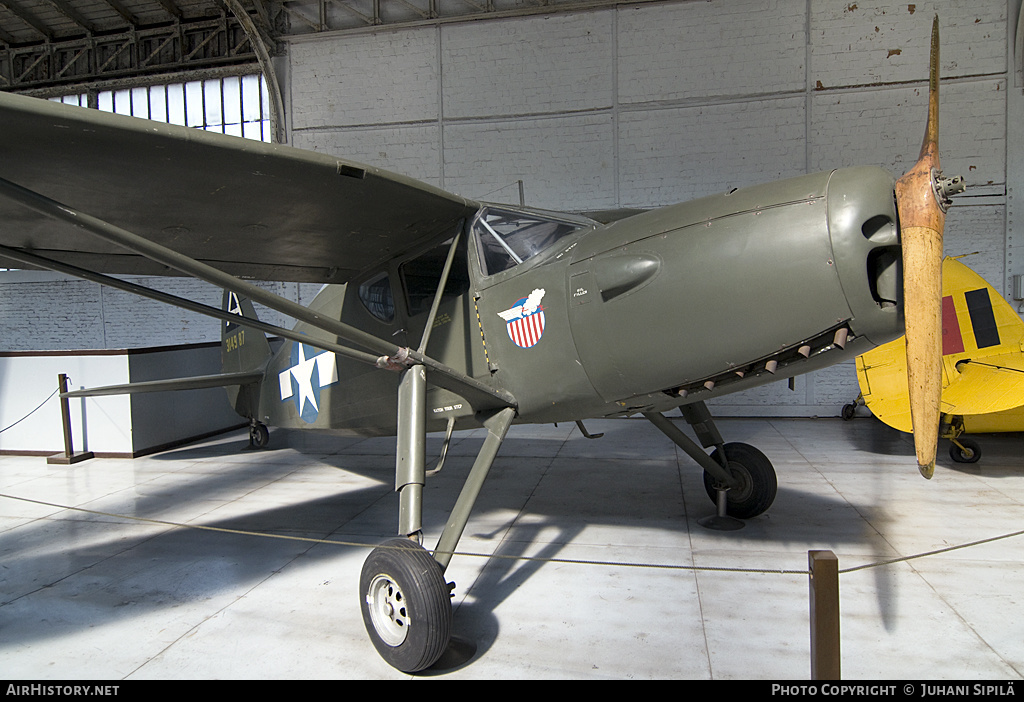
[0,0,273,92]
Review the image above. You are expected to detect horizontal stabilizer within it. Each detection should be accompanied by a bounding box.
[62,370,264,398]
[942,354,1024,416]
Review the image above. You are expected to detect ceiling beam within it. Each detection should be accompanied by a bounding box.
[153,0,184,20]
[0,22,18,46]
[96,0,140,28]
[223,0,285,142]
[0,0,54,41]
[43,0,96,34]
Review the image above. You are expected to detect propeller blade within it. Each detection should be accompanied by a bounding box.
[894,16,964,479]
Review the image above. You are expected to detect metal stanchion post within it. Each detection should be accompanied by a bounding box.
[47,374,94,465]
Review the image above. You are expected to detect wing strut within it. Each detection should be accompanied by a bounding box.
[417,232,461,354]
[0,176,515,411]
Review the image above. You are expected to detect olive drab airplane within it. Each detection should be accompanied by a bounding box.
[0,17,964,673]
[850,256,1024,464]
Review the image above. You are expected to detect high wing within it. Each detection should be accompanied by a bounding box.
[0,90,478,283]
[857,256,1024,431]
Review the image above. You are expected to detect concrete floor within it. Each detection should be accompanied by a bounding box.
[1,416,1022,680]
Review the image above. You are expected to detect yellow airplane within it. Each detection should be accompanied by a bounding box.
[851,256,1024,464]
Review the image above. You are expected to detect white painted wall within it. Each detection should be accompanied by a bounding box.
[0,345,242,455]
[0,352,131,454]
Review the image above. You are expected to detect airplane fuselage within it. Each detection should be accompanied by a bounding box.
[258,166,903,435]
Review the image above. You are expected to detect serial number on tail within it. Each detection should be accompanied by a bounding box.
[225,330,245,352]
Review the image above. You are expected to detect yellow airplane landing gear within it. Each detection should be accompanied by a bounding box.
[944,417,982,464]
[841,393,864,421]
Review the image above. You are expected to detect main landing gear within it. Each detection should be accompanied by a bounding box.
[702,442,777,519]
[942,416,982,464]
[645,402,778,529]
[949,436,981,463]
[359,364,518,673]
[360,538,453,673]
[360,375,772,671]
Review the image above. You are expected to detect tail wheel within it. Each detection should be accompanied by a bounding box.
[949,437,981,464]
[249,422,270,448]
[702,443,777,519]
[360,539,452,673]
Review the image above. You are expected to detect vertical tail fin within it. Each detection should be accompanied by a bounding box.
[941,257,1024,355]
[222,290,272,416]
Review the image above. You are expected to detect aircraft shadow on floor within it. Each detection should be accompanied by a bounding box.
[3,421,905,658]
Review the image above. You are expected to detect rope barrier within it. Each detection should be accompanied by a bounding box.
[837,528,1024,573]
[0,387,59,435]
[2,491,1021,576]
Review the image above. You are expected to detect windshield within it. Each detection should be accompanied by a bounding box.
[474,208,590,275]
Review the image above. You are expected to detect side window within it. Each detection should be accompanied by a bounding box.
[400,238,470,316]
[358,272,395,323]
[474,209,588,276]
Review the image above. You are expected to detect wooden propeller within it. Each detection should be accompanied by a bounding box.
[895,16,965,479]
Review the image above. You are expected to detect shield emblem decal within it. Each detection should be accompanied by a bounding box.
[498,289,547,349]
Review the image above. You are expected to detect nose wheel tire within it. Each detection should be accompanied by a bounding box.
[702,442,777,519]
[360,538,452,673]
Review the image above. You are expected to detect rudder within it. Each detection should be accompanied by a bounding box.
[222,290,272,416]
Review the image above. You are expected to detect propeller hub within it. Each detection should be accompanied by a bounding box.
[931,168,965,213]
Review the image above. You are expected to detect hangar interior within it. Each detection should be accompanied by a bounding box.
[1,0,1023,680]
[2,0,1023,414]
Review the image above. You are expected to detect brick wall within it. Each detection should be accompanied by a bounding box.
[0,273,317,352]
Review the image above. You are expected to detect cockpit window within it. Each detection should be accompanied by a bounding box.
[474,208,588,276]
[400,237,469,316]
[358,272,395,323]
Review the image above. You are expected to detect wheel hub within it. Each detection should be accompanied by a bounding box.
[366,573,409,647]
[728,464,753,501]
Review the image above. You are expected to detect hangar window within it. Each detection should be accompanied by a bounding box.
[49,74,272,142]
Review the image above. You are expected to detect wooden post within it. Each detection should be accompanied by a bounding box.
[47,374,94,465]
[809,549,840,680]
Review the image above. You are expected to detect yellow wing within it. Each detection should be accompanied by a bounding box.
[942,352,1024,416]
[857,257,1024,432]
[856,336,913,432]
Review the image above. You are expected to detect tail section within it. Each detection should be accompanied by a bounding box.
[222,290,273,417]
[940,257,1024,357]
[934,257,1024,418]
[856,257,1024,430]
